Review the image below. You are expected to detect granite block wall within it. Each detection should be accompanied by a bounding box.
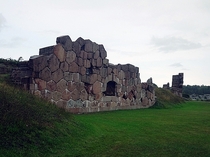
[11,35,155,113]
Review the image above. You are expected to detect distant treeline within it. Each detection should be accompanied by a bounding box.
[183,85,210,95]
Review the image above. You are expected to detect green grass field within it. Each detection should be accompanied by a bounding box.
[0,81,210,156]
[71,101,210,157]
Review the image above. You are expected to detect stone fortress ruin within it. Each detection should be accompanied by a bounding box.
[163,73,184,97]
[11,35,155,113]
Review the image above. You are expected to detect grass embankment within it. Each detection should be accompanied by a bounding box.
[152,87,185,108]
[0,80,210,156]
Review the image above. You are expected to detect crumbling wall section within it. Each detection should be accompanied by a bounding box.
[11,35,155,113]
[171,73,184,97]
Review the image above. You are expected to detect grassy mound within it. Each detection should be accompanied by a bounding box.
[151,87,185,108]
[0,83,79,156]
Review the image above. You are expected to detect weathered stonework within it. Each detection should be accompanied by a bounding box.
[11,35,156,113]
[163,73,184,97]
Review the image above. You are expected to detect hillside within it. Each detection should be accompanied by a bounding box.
[151,86,185,108]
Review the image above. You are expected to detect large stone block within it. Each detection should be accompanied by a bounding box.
[57,79,67,92]
[93,42,99,53]
[99,45,107,59]
[92,81,102,95]
[71,89,80,101]
[80,50,87,59]
[62,89,71,101]
[53,44,65,62]
[87,52,93,59]
[118,70,125,80]
[80,89,88,101]
[60,61,69,72]
[48,54,60,72]
[52,91,62,101]
[79,67,86,75]
[121,64,129,72]
[91,59,97,67]
[77,57,84,67]
[64,72,73,81]
[72,73,81,82]
[52,68,63,83]
[89,74,98,84]
[72,41,81,54]
[39,46,54,56]
[47,80,57,91]
[29,55,45,72]
[56,99,67,108]
[92,68,100,74]
[96,57,102,67]
[95,93,103,101]
[39,67,51,82]
[56,35,72,51]
[68,81,76,92]
[76,37,85,46]
[93,51,100,59]
[35,78,46,91]
[69,62,79,73]
[84,59,91,68]
[100,68,108,78]
[84,39,93,52]
[142,97,149,106]
[66,51,76,64]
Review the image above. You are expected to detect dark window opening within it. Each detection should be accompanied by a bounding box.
[104,81,116,96]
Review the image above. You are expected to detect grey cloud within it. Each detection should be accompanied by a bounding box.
[0,13,6,31]
[151,36,202,52]
[170,63,183,67]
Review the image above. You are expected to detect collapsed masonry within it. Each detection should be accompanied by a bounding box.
[11,35,155,113]
[163,73,184,97]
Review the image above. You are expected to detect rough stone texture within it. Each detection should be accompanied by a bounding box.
[56,35,72,51]
[69,62,79,73]
[48,54,60,72]
[92,81,102,95]
[57,79,67,92]
[35,78,46,91]
[11,35,156,113]
[71,89,80,101]
[39,67,51,82]
[53,44,65,62]
[62,89,71,101]
[66,51,76,64]
[47,80,57,91]
[60,61,69,72]
[162,73,184,97]
[52,69,63,83]
[39,46,54,56]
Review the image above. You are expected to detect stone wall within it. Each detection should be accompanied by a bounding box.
[11,35,155,113]
[162,73,184,97]
[171,73,184,96]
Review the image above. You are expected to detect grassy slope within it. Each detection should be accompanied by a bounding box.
[152,87,185,108]
[0,72,210,156]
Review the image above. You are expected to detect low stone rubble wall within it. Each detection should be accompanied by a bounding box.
[11,35,155,113]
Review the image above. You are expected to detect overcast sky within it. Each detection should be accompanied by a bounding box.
[0,0,210,87]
